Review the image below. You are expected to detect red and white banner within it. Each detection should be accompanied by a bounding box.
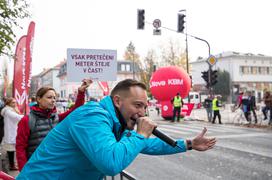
[25,21,35,114]
[13,35,27,114]
[13,21,35,114]
[98,81,109,96]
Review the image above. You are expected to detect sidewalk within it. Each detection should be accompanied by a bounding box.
[188,104,271,128]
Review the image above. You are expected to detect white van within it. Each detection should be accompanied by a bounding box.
[183,92,201,108]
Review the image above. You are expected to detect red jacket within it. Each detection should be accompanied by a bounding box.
[16,91,85,171]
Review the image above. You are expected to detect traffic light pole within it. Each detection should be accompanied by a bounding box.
[208,65,212,96]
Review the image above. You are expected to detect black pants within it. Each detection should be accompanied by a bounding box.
[244,111,251,122]
[7,151,15,167]
[251,109,257,123]
[212,110,221,124]
[172,107,181,121]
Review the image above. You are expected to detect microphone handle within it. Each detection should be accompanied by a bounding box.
[152,128,177,147]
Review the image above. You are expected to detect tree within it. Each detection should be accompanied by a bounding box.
[123,41,141,79]
[123,41,140,62]
[140,49,157,96]
[0,0,30,56]
[213,69,230,102]
[160,39,187,70]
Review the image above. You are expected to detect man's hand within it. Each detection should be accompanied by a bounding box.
[78,79,93,92]
[191,127,216,151]
[136,117,157,138]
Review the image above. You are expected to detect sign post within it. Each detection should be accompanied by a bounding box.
[153,19,161,35]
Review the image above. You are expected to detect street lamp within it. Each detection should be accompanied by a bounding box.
[178,9,189,74]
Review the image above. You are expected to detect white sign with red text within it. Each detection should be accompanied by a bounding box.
[67,48,117,81]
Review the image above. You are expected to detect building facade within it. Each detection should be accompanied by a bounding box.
[190,51,272,102]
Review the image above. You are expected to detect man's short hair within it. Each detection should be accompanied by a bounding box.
[110,79,146,97]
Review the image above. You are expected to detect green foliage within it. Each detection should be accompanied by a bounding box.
[213,69,231,101]
[0,0,29,56]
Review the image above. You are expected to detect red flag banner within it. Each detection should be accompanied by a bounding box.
[25,21,35,114]
[98,81,109,96]
[13,35,27,114]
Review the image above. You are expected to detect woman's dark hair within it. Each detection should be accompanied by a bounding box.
[36,87,56,99]
[110,79,146,97]
[31,96,36,102]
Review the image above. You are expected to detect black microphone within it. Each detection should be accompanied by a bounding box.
[152,128,177,147]
[132,117,177,147]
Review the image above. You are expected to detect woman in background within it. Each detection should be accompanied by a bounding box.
[16,79,92,171]
[1,97,23,170]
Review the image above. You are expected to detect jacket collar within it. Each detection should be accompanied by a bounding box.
[99,96,127,138]
[30,104,57,117]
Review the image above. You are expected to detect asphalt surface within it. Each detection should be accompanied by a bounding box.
[124,109,272,180]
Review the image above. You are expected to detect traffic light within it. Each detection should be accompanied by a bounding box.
[201,70,210,88]
[137,9,145,29]
[177,13,186,33]
[153,65,157,72]
[210,70,218,86]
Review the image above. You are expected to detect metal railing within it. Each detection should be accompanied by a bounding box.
[104,171,136,180]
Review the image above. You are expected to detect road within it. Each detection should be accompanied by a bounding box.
[124,116,272,180]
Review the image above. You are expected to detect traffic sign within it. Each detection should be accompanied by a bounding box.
[153,29,161,35]
[207,55,217,66]
[153,19,161,29]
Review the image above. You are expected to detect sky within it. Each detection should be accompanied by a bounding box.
[15,0,272,75]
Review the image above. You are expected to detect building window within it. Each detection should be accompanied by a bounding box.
[252,67,257,74]
[259,67,267,74]
[269,67,272,75]
[126,64,131,72]
[121,64,126,71]
[240,66,244,74]
[244,66,249,74]
[258,67,262,74]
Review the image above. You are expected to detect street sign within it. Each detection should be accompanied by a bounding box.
[153,19,161,29]
[153,29,161,35]
[207,55,217,66]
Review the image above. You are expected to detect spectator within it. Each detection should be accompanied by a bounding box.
[262,91,272,125]
[1,97,23,170]
[16,79,92,171]
[28,96,37,107]
[240,91,251,123]
[204,95,213,122]
[248,91,257,124]
[16,79,216,179]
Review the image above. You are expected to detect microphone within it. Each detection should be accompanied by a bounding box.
[132,117,177,147]
[152,128,177,147]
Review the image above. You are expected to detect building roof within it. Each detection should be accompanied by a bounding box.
[190,51,272,64]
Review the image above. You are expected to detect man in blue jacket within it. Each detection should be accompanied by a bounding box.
[17,79,216,180]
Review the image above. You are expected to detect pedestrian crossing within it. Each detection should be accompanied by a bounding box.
[153,120,271,139]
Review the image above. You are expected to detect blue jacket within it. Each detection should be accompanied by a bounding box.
[17,96,187,180]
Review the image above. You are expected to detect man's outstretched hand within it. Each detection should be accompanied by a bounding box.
[191,127,216,151]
